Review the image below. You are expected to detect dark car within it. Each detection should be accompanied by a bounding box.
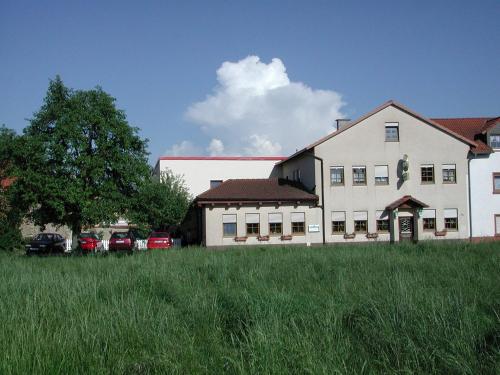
[77,232,103,253]
[147,232,172,250]
[108,231,136,253]
[26,233,66,255]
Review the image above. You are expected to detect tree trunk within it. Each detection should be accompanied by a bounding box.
[71,222,81,251]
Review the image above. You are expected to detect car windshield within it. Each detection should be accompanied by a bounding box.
[111,232,129,239]
[150,232,170,238]
[34,234,53,241]
[78,233,97,239]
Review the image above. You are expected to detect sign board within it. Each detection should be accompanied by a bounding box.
[308,224,320,233]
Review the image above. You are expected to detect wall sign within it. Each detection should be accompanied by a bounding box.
[308,224,320,233]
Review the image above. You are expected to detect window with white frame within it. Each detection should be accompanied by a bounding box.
[353,211,368,233]
[422,209,436,231]
[268,213,283,235]
[444,209,458,231]
[442,164,456,184]
[375,210,389,232]
[375,165,389,185]
[330,166,344,185]
[385,122,399,141]
[353,166,367,185]
[490,134,500,149]
[495,215,500,235]
[222,214,237,237]
[245,213,260,236]
[494,173,500,194]
[291,212,305,234]
[421,164,435,183]
[331,211,346,234]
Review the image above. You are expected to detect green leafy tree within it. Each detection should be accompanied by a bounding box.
[0,126,23,251]
[14,76,150,247]
[130,170,191,231]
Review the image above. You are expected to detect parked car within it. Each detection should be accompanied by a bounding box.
[77,232,103,253]
[147,232,172,250]
[26,233,66,255]
[108,231,136,253]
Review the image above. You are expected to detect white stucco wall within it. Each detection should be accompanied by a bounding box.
[155,157,283,197]
[470,152,500,237]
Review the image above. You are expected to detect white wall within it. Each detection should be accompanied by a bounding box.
[156,157,283,197]
[470,152,500,237]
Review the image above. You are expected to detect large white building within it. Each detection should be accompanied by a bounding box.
[190,101,499,247]
[154,156,285,197]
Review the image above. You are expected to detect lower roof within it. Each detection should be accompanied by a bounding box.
[195,178,318,204]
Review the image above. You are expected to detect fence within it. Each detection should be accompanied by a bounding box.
[65,238,181,252]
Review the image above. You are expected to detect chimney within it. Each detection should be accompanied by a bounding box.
[335,119,351,131]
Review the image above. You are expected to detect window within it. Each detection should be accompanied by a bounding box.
[376,211,389,232]
[292,169,301,182]
[222,214,237,237]
[444,209,458,231]
[493,173,500,194]
[330,167,344,185]
[268,213,283,235]
[291,212,305,235]
[442,164,456,184]
[374,165,389,185]
[422,209,436,231]
[495,215,500,236]
[385,122,399,142]
[210,180,223,189]
[421,164,434,183]
[490,134,500,149]
[246,213,260,236]
[331,211,346,234]
[353,211,368,233]
[353,166,366,185]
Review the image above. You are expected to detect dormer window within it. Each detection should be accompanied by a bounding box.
[490,134,500,149]
[385,122,399,142]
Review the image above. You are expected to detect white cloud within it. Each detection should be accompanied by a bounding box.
[182,55,345,156]
[165,140,201,156]
[207,138,225,156]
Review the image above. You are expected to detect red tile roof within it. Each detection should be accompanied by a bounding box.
[386,195,429,210]
[196,178,318,204]
[431,117,500,154]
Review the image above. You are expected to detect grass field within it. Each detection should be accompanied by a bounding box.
[0,241,499,374]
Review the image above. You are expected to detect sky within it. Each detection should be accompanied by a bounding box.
[1,0,499,164]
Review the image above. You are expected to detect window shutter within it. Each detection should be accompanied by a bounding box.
[422,209,436,219]
[442,164,455,170]
[375,210,388,220]
[421,164,434,168]
[385,122,399,127]
[291,212,305,222]
[375,165,388,178]
[443,209,458,219]
[353,211,368,220]
[245,213,260,224]
[222,214,237,224]
[331,211,345,221]
[268,213,283,223]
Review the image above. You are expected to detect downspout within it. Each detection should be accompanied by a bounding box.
[311,154,326,245]
[467,156,473,241]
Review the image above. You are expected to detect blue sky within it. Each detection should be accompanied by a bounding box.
[1,0,499,163]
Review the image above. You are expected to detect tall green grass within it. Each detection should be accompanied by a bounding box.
[0,241,499,374]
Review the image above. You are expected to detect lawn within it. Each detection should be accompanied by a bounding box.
[0,241,499,374]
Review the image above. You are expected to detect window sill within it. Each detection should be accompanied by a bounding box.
[443,181,457,184]
[353,183,367,186]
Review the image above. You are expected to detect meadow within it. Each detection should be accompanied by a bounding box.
[0,241,499,374]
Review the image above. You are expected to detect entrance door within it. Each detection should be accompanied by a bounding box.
[399,217,414,241]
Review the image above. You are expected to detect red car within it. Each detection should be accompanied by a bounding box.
[77,232,103,253]
[147,232,172,250]
[109,231,136,253]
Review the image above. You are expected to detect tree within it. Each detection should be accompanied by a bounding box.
[130,170,191,231]
[0,126,23,251]
[14,77,150,247]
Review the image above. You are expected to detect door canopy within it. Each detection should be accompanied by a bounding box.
[386,195,429,210]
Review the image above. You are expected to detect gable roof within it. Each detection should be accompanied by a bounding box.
[279,100,478,165]
[432,117,500,154]
[195,178,318,204]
